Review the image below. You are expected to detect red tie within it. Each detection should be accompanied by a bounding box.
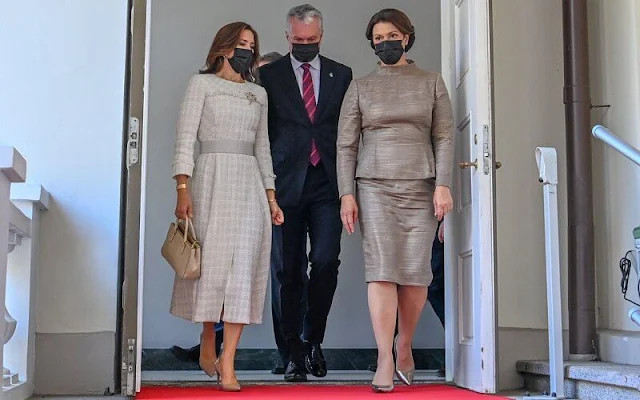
[302,63,321,166]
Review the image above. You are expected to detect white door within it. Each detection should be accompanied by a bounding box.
[441,0,497,393]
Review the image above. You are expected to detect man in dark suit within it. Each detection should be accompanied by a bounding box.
[259,4,352,383]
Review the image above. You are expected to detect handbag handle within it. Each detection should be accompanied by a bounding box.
[176,217,199,246]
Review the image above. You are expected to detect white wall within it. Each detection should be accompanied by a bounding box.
[589,0,640,334]
[0,1,128,394]
[0,170,12,400]
[142,0,443,349]
[0,1,128,334]
[492,0,569,390]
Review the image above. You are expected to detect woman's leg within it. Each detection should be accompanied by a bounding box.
[199,322,217,376]
[368,281,398,386]
[396,285,428,371]
[219,322,244,385]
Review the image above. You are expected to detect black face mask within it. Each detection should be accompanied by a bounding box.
[374,40,405,65]
[228,48,254,74]
[291,43,320,63]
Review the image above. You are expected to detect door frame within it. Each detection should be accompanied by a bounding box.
[118,0,498,394]
[118,0,149,395]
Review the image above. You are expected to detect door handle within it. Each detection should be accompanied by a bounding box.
[459,159,478,170]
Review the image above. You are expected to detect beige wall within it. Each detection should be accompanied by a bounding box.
[493,0,568,330]
[492,0,568,390]
[589,0,640,334]
[493,0,640,388]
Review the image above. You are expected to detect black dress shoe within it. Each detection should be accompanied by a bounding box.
[170,344,200,363]
[284,360,307,382]
[169,330,224,365]
[271,358,286,375]
[305,343,327,378]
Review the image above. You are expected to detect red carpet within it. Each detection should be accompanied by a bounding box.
[137,385,507,399]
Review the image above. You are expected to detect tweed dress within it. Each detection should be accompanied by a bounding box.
[170,74,276,324]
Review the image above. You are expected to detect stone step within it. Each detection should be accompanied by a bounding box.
[517,360,640,400]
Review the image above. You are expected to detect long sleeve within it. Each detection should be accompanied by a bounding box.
[431,73,455,188]
[337,79,362,197]
[172,75,205,178]
[254,93,276,190]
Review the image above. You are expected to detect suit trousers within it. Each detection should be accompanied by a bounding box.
[428,221,445,326]
[271,163,342,363]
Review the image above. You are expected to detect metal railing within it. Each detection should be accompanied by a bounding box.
[592,125,640,167]
[535,147,565,399]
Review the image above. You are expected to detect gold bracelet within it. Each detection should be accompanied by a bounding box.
[268,199,277,203]
[176,183,187,191]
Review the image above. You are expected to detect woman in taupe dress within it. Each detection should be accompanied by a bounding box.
[337,9,454,393]
[172,22,284,391]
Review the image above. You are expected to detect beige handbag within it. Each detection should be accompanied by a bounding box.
[161,218,201,280]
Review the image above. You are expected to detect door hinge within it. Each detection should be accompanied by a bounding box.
[121,279,127,311]
[482,125,490,175]
[127,117,140,167]
[122,338,136,395]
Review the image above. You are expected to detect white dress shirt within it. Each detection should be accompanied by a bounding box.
[290,54,321,105]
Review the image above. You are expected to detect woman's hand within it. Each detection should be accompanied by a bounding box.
[340,194,359,235]
[175,190,193,220]
[270,201,285,226]
[433,186,453,221]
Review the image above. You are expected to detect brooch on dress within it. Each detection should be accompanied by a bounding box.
[245,92,257,104]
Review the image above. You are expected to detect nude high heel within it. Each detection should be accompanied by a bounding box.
[394,335,416,386]
[198,333,216,378]
[214,358,241,392]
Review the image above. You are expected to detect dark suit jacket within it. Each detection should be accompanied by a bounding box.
[259,54,352,207]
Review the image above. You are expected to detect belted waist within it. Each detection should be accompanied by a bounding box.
[200,139,254,156]
[362,130,427,146]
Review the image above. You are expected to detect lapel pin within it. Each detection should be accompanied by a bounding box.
[329,72,334,78]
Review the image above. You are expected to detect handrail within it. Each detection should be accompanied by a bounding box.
[592,125,640,167]
[592,126,640,329]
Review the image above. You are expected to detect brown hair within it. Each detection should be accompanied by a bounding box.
[365,8,415,51]
[200,22,261,81]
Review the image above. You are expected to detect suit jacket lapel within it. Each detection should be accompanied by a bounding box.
[315,56,335,122]
[278,55,310,123]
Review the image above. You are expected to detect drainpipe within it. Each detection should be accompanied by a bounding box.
[562,0,597,359]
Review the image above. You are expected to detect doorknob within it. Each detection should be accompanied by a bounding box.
[495,161,502,169]
[459,159,478,169]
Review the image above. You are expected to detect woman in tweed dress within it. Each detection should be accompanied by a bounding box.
[172,22,284,391]
[337,9,454,392]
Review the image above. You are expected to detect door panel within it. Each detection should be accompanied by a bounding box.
[442,0,497,393]
[120,0,147,395]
